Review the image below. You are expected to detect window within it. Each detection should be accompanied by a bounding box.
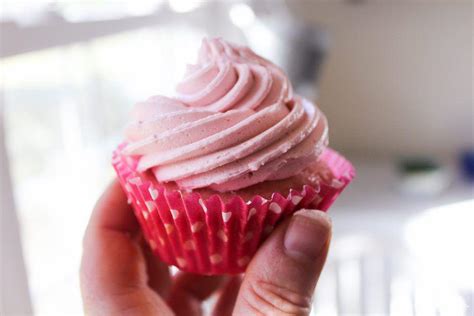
[2,26,205,315]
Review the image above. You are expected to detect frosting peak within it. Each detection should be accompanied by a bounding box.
[176,37,292,112]
[124,38,328,192]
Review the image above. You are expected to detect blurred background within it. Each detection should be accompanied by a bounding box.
[0,1,473,315]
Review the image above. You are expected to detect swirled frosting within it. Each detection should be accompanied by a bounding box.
[123,38,328,192]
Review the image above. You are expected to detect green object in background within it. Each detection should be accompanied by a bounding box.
[398,158,440,174]
[397,157,450,196]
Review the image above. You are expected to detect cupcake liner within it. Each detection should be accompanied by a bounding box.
[112,144,354,275]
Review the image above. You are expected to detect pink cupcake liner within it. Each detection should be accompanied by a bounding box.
[112,145,354,275]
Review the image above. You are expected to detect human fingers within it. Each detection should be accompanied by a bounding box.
[211,276,242,316]
[233,209,331,316]
[167,273,226,316]
[81,180,172,315]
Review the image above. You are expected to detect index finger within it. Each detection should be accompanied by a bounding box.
[86,179,138,233]
[81,179,144,298]
[80,179,171,314]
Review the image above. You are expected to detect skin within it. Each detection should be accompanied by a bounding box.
[80,180,332,316]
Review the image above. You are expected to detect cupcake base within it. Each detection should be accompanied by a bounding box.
[112,145,354,275]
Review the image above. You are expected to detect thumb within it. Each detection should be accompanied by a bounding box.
[233,209,331,316]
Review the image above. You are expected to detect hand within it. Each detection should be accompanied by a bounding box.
[81,180,332,315]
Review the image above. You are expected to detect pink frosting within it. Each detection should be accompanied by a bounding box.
[123,38,328,192]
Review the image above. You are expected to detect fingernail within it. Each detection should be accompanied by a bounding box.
[283,209,332,260]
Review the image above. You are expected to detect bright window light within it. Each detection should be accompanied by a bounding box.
[2,26,205,315]
[229,3,255,28]
[404,199,474,290]
[168,0,202,13]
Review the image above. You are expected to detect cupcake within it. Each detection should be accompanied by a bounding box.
[112,38,354,275]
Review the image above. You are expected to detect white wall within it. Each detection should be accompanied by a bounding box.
[291,2,473,157]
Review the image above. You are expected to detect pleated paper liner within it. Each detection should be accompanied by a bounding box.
[112,145,354,275]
